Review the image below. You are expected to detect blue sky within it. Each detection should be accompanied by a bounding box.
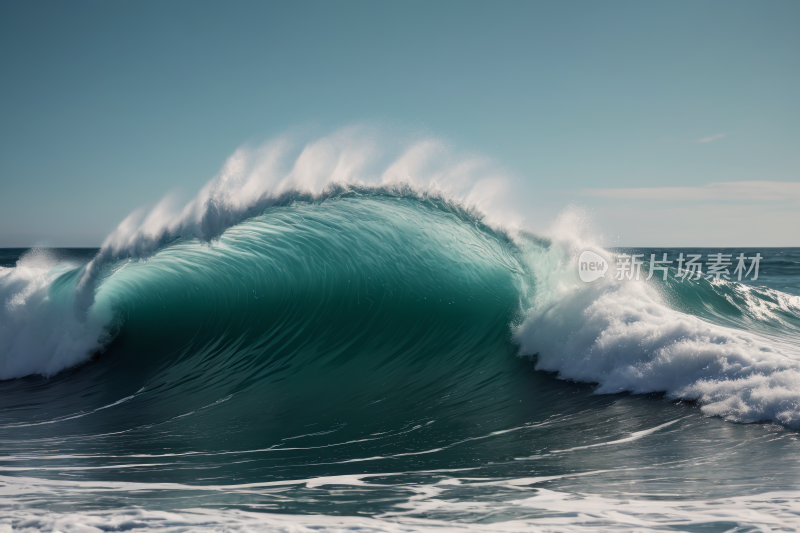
[1,0,797,247]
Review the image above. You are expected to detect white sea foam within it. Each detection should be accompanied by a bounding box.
[1,473,799,532]
[514,210,800,428]
[0,250,112,380]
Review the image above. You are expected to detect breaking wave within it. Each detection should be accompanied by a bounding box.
[2,129,800,431]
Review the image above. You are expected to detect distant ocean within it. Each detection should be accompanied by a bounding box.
[2,140,800,531]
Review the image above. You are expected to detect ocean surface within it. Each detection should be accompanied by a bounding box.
[1,192,799,532]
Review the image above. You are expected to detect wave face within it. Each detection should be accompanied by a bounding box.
[2,133,800,531]
[92,194,528,434]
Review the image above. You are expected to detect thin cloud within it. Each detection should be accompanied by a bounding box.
[695,132,726,143]
[578,181,800,202]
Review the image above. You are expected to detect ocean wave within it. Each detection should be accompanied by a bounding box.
[1,130,800,432]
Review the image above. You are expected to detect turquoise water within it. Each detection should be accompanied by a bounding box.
[1,195,800,531]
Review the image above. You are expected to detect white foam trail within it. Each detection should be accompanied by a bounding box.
[534,418,684,455]
[0,393,136,428]
[514,209,800,428]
